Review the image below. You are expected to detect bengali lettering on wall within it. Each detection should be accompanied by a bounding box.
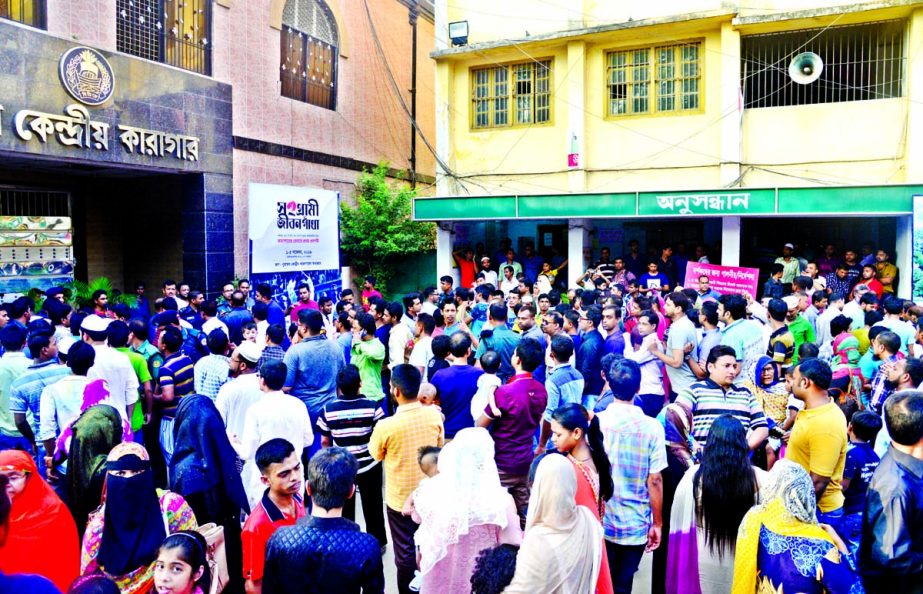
[1,103,200,162]
[639,189,775,217]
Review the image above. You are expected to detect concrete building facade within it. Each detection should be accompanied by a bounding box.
[0,0,435,299]
[418,0,923,297]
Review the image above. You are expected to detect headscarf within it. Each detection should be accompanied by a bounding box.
[732,461,825,594]
[755,459,817,524]
[662,402,695,469]
[55,379,130,464]
[413,427,512,576]
[0,450,80,591]
[751,355,779,387]
[66,404,123,530]
[505,454,602,593]
[169,395,249,515]
[98,442,167,576]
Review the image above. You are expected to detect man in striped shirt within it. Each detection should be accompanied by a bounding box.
[156,325,195,466]
[317,364,386,549]
[675,344,769,451]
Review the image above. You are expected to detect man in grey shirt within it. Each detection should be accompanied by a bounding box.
[651,292,699,399]
[283,308,345,459]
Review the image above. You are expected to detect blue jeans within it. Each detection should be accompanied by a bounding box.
[816,506,846,541]
[0,433,31,452]
[843,511,863,559]
[606,540,646,594]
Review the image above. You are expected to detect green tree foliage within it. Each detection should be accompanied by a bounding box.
[63,277,137,310]
[340,164,436,296]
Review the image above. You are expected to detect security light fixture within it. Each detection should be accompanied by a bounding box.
[449,21,469,46]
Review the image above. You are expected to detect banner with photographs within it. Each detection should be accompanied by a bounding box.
[248,183,341,307]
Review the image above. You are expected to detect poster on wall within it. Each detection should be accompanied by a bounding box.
[248,183,341,310]
[683,261,760,298]
[913,195,923,303]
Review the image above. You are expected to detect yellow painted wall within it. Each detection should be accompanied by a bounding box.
[435,1,923,197]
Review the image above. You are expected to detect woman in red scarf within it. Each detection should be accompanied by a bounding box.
[0,450,80,591]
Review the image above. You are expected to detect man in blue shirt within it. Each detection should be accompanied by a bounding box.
[283,309,345,460]
[256,283,287,328]
[225,291,254,345]
[430,333,482,439]
[639,261,670,295]
[474,304,520,383]
[537,334,584,453]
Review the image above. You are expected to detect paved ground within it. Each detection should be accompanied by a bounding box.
[356,488,655,593]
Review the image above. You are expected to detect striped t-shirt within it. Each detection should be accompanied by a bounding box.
[675,378,767,444]
[317,396,385,472]
[159,352,195,417]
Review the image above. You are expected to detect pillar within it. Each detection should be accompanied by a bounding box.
[719,22,742,187]
[896,214,912,298]
[436,222,457,285]
[721,216,741,267]
[182,173,234,301]
[566,41,587,194]
[568,219,589,287]
[904,9,923,180]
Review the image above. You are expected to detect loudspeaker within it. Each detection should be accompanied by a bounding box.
[788,52,824,85]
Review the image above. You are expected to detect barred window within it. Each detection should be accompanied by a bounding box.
[0,0,46,28]
[471,60,551,129]
[116,0,211,75]
[607,42,701,116]
[741,20,905,109]
[281,0,338,110]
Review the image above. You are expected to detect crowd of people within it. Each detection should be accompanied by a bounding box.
[0,236,920,594]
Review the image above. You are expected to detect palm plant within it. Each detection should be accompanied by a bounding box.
[63,277,137,310]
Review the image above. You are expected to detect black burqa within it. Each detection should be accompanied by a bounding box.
[169,395,249,594]
[98,454,166,576]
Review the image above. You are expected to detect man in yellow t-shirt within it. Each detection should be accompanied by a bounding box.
[788,358,848,536]
[875,249,898,294]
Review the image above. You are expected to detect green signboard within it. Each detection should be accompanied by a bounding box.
[638,189,776,216]
[518,193,635,218]
[411,185,923,221]
[414,196,516,220]
[778,186,913,214]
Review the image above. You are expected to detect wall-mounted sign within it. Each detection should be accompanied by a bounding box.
[58,47,115,106]
[638,189,776,216]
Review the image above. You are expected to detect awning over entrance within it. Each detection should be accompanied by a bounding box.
[413,184,923,221]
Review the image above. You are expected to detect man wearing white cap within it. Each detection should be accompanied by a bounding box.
[774,243,801,287]
[81,314,139,427]
[215,340,264,442]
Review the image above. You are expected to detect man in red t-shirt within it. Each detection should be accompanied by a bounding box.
[242,438,307,594]
[289,283,320,324]
[360,275,383,312]
[453,247,476,288]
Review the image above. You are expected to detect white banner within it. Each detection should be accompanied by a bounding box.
[248,182,339,273]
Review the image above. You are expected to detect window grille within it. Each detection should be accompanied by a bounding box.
[741,20,905,109]
[471,60,551,129]
[0,0,45,28]
[281,0,338,110]
[0,188,70,217]
[117,0,211,75]
[606,42,701,116]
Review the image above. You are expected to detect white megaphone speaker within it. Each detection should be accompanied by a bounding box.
[788,52,824,84]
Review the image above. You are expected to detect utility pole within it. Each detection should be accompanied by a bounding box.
[409,0,418,189]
